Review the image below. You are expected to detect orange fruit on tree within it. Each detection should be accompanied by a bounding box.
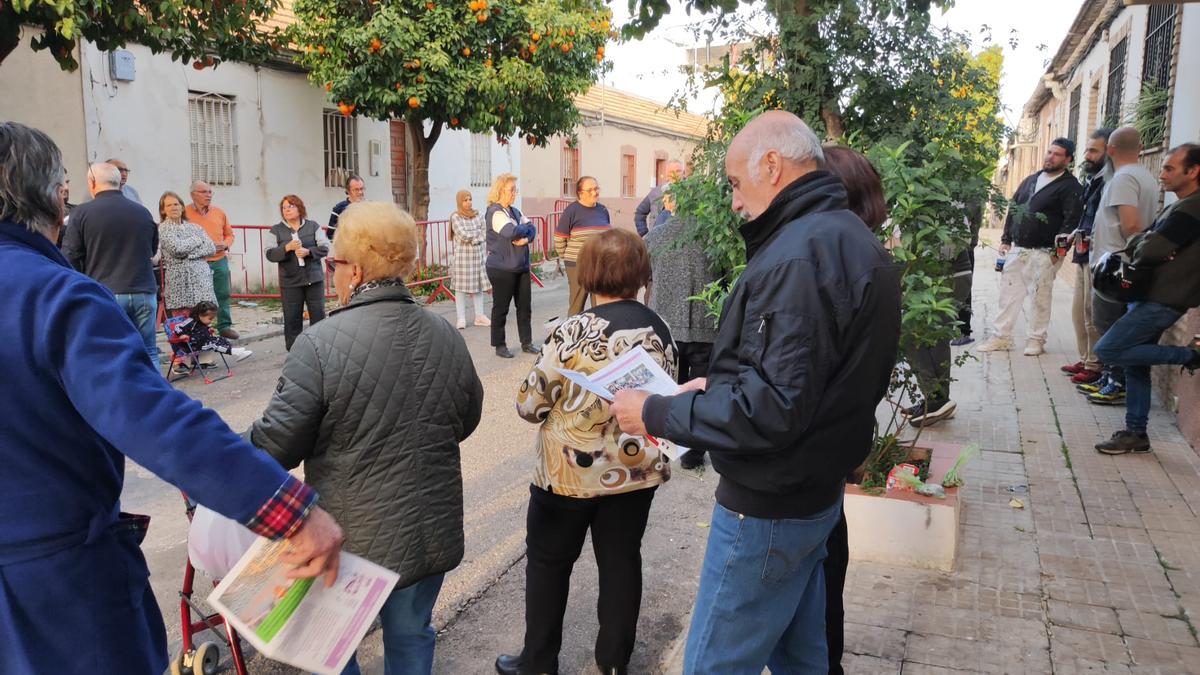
[531,32,541,42]
[462,47,471,56]
[550,41,558,48]
[484,58,493,67]
[192,60,205,70]
[317,45,326,55]
[568,28,575,36]
[602,19,610,30]
[561,43,570,52]
[476,13,486,22]
[369,38,382,53]
[324,81,332,91]
[408,96,420,109]
[413,58,421,67]
[416,74,425,83]
[395,82,403,90]
[450,117,460,126]
[426,1,435,9]
[338,101,355,116]
[529,44,537,54]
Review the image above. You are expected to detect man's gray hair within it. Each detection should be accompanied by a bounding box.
[88,162,121,189]
[190,180,211,192]
[0,122,66,239]
[746,120,825,182]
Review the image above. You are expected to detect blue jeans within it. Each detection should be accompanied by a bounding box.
[1094,301,1190,434]
[684,496,843,675]
[339,573,445,675]
[114,292,158,365]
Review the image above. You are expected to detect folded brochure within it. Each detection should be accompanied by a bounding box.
[208,537,400,675]
[556,345,690,460]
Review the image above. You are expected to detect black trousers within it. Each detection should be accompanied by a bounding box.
[824,506,849,675]
[488,268,532,348]
[281,281,325,351]
[1092,291,1127,384]
[954,258,974,337]
[522,484,656,672]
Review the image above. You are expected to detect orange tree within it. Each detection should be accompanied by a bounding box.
[290,0,613,223]
[0,0,286,71]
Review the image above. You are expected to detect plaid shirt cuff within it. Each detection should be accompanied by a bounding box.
[244,476,318,540]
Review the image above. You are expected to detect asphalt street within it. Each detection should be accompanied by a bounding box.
[124,274,714,674]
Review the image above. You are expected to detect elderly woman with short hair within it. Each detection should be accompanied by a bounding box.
[157,190,216,316]
[248,201,484,675]
[496,228,677,675]
[485,172,539,358]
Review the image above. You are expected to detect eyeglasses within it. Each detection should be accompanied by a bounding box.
[328,257,350,266]
[581,187,600,194]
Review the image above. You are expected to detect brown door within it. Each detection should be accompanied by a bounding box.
[390,120,409,209]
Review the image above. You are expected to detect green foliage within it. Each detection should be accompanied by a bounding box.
[1,0,286,71]
[289,0,612,142]
[1132,82,1170,149]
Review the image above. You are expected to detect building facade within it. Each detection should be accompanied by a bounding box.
[1002,0,1200,447]
[520,85,707,230]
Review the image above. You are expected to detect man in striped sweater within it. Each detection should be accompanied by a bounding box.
[555,176,612,315]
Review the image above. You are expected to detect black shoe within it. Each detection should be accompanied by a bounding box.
[495,346,514,359]
[495,654,556,675]
[905,399,956,427]
[1095,430,1152,455]
[679,452,705,470]
[522,343,542,355]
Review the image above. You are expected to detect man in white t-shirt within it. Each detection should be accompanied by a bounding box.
[1081,126,1161,405]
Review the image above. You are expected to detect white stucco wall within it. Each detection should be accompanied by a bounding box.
[425,126,521,223]
[1169,5,1200,147]
[77,42,391,228]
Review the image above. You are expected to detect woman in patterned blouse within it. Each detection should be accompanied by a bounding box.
[449,189,491,329]
[157,191,216,316]
[496,229,677,675]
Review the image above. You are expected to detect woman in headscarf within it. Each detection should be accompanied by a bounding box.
[449,189,491,330]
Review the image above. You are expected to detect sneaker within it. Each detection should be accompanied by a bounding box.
[1061,361,1086,375]
[474,316,492,327]
[456,320,467,330]
[231,347,253,362]
[1077,374,1109,394]
[1070,369,1103,385]
[950,335,975,347]
[495,346,514,359]
[975,336,1013,352]
[1088,380,1126,405]
[1095,430,1151,455]
[171,363,190,376]
[1023,339,1045,356]
[907,399,957,427]
[521,343,542,355]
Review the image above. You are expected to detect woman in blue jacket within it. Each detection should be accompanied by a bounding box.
[485,173,539,358]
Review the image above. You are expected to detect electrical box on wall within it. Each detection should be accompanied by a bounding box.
[368,140,382,177]
[110,50,135,81]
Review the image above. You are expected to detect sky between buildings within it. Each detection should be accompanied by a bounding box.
[603,0,1082,132]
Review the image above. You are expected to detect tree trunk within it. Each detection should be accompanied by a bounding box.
[407,119,442,264]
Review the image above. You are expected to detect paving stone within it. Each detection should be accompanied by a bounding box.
[1050,626,1133,668]
[1115,609,1199,648]
[1047,599,1123,634]
[1125,637,1200,671]
[842,652,901,674]
[842,622,906,661]
[906,631,1051,673]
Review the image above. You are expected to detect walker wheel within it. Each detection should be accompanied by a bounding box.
[193,641,221,675]
[169,651,185,675]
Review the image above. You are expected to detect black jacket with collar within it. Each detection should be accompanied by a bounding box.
[643,171,902,519]
[60,190,158,294]
[1002,170,1084,249]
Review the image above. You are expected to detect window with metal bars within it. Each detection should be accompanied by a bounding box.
[1103,38,1127,127]
[561,144,579,197]
[188,92,239,186]
[470,134,491,187]
[1067,85,1081,146]
[1142,3,1177,90]
[620,151,636,198]
[323,110,358,188]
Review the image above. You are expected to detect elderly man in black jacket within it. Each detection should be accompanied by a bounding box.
[977,138,1083,356]
[61,162,160,364]
[612,111,901,673]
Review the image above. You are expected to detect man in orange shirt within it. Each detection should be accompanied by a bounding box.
[186,180,238,339]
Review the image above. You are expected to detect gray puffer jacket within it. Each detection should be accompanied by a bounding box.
[248,281,484,586]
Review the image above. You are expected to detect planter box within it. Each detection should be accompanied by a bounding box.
[844,440,962,572]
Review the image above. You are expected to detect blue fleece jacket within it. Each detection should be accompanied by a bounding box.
[485,203,536,272]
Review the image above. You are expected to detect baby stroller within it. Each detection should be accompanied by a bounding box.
[163,315,232,385]
[172,492,250,675]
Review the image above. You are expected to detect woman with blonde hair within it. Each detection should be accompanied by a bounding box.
[449,189,491,329]
[484,172,539,358]
[249,201,484,675]
[496,228,676,675]
[156,190,216,316]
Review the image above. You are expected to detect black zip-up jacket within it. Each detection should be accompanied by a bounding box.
[1073,172,1106,264]
[1001,170,1083,249]
[643,172,901,519]
[265,219,329,287]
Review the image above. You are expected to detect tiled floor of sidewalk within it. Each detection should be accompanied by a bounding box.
[837,246,1200,674]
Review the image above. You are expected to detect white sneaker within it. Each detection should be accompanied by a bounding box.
[975,336,1014,352]
[474,316,492,327]
[232,347,253,362]
[1023,340,1044,356]
[456,320,467,330]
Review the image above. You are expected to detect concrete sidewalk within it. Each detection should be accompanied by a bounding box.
[652,241,1200,673]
